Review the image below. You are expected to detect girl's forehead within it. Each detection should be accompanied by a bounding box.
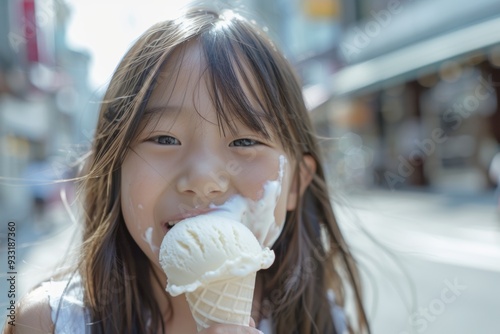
[147,40,263,116]
[148,42,207,110]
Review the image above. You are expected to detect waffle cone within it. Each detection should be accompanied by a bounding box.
[186,272,256,332]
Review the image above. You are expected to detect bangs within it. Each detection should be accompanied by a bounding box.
[199,18,291,148]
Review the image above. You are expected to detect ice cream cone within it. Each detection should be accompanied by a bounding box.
[186,272,256,332]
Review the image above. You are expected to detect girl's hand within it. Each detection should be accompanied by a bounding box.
[198,325,263,334]
[198,318,263,334]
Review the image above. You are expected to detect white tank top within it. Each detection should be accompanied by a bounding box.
[42,275,87,334]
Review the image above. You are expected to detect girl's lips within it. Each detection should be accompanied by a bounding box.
[162,208,217,233]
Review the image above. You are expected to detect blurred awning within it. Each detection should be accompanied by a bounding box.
[332,0,500,97]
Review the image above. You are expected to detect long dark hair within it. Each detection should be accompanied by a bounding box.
[77,4,369,333]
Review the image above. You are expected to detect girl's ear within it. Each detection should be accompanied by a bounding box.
[286,154,317,211]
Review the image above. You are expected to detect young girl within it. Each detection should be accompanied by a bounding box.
[6,4,370,334]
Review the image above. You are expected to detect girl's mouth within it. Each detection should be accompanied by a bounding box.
[162,208,217,233]
[164,220,180,232]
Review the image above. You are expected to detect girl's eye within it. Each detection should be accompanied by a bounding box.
[151,135,181,145]
[230,138,260,147]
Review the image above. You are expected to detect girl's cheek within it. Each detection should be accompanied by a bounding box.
[237,156,283,199]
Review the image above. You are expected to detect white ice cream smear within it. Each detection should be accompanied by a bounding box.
[143,227,158,253]
[207,155,287,247]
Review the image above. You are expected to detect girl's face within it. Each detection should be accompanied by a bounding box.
[120,42,302,275]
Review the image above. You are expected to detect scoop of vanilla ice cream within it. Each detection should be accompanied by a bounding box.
[159,215,275,296]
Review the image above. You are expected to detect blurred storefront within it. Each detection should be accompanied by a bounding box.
[315,0,500,191]
[0,0,96,223]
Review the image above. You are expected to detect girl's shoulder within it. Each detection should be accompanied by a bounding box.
[8,284,54,334]
[9,275,86,334]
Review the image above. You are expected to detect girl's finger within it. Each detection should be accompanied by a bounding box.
[198,323,264,334]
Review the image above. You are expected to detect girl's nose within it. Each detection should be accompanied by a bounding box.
[176,155,230,199]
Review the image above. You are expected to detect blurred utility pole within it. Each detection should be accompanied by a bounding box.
[338,0,359,27]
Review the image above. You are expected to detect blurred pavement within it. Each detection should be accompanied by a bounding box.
[335,189,500,334]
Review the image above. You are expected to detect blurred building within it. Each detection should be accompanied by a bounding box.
[316,0,500,191]
[0,0,96,223]
[247,0,342,88]
[246,0,347,165]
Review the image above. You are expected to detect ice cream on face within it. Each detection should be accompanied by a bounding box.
[143,227,156,253]
[207,155,288,247]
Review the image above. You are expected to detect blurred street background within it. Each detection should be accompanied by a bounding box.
[1,0,500,333]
